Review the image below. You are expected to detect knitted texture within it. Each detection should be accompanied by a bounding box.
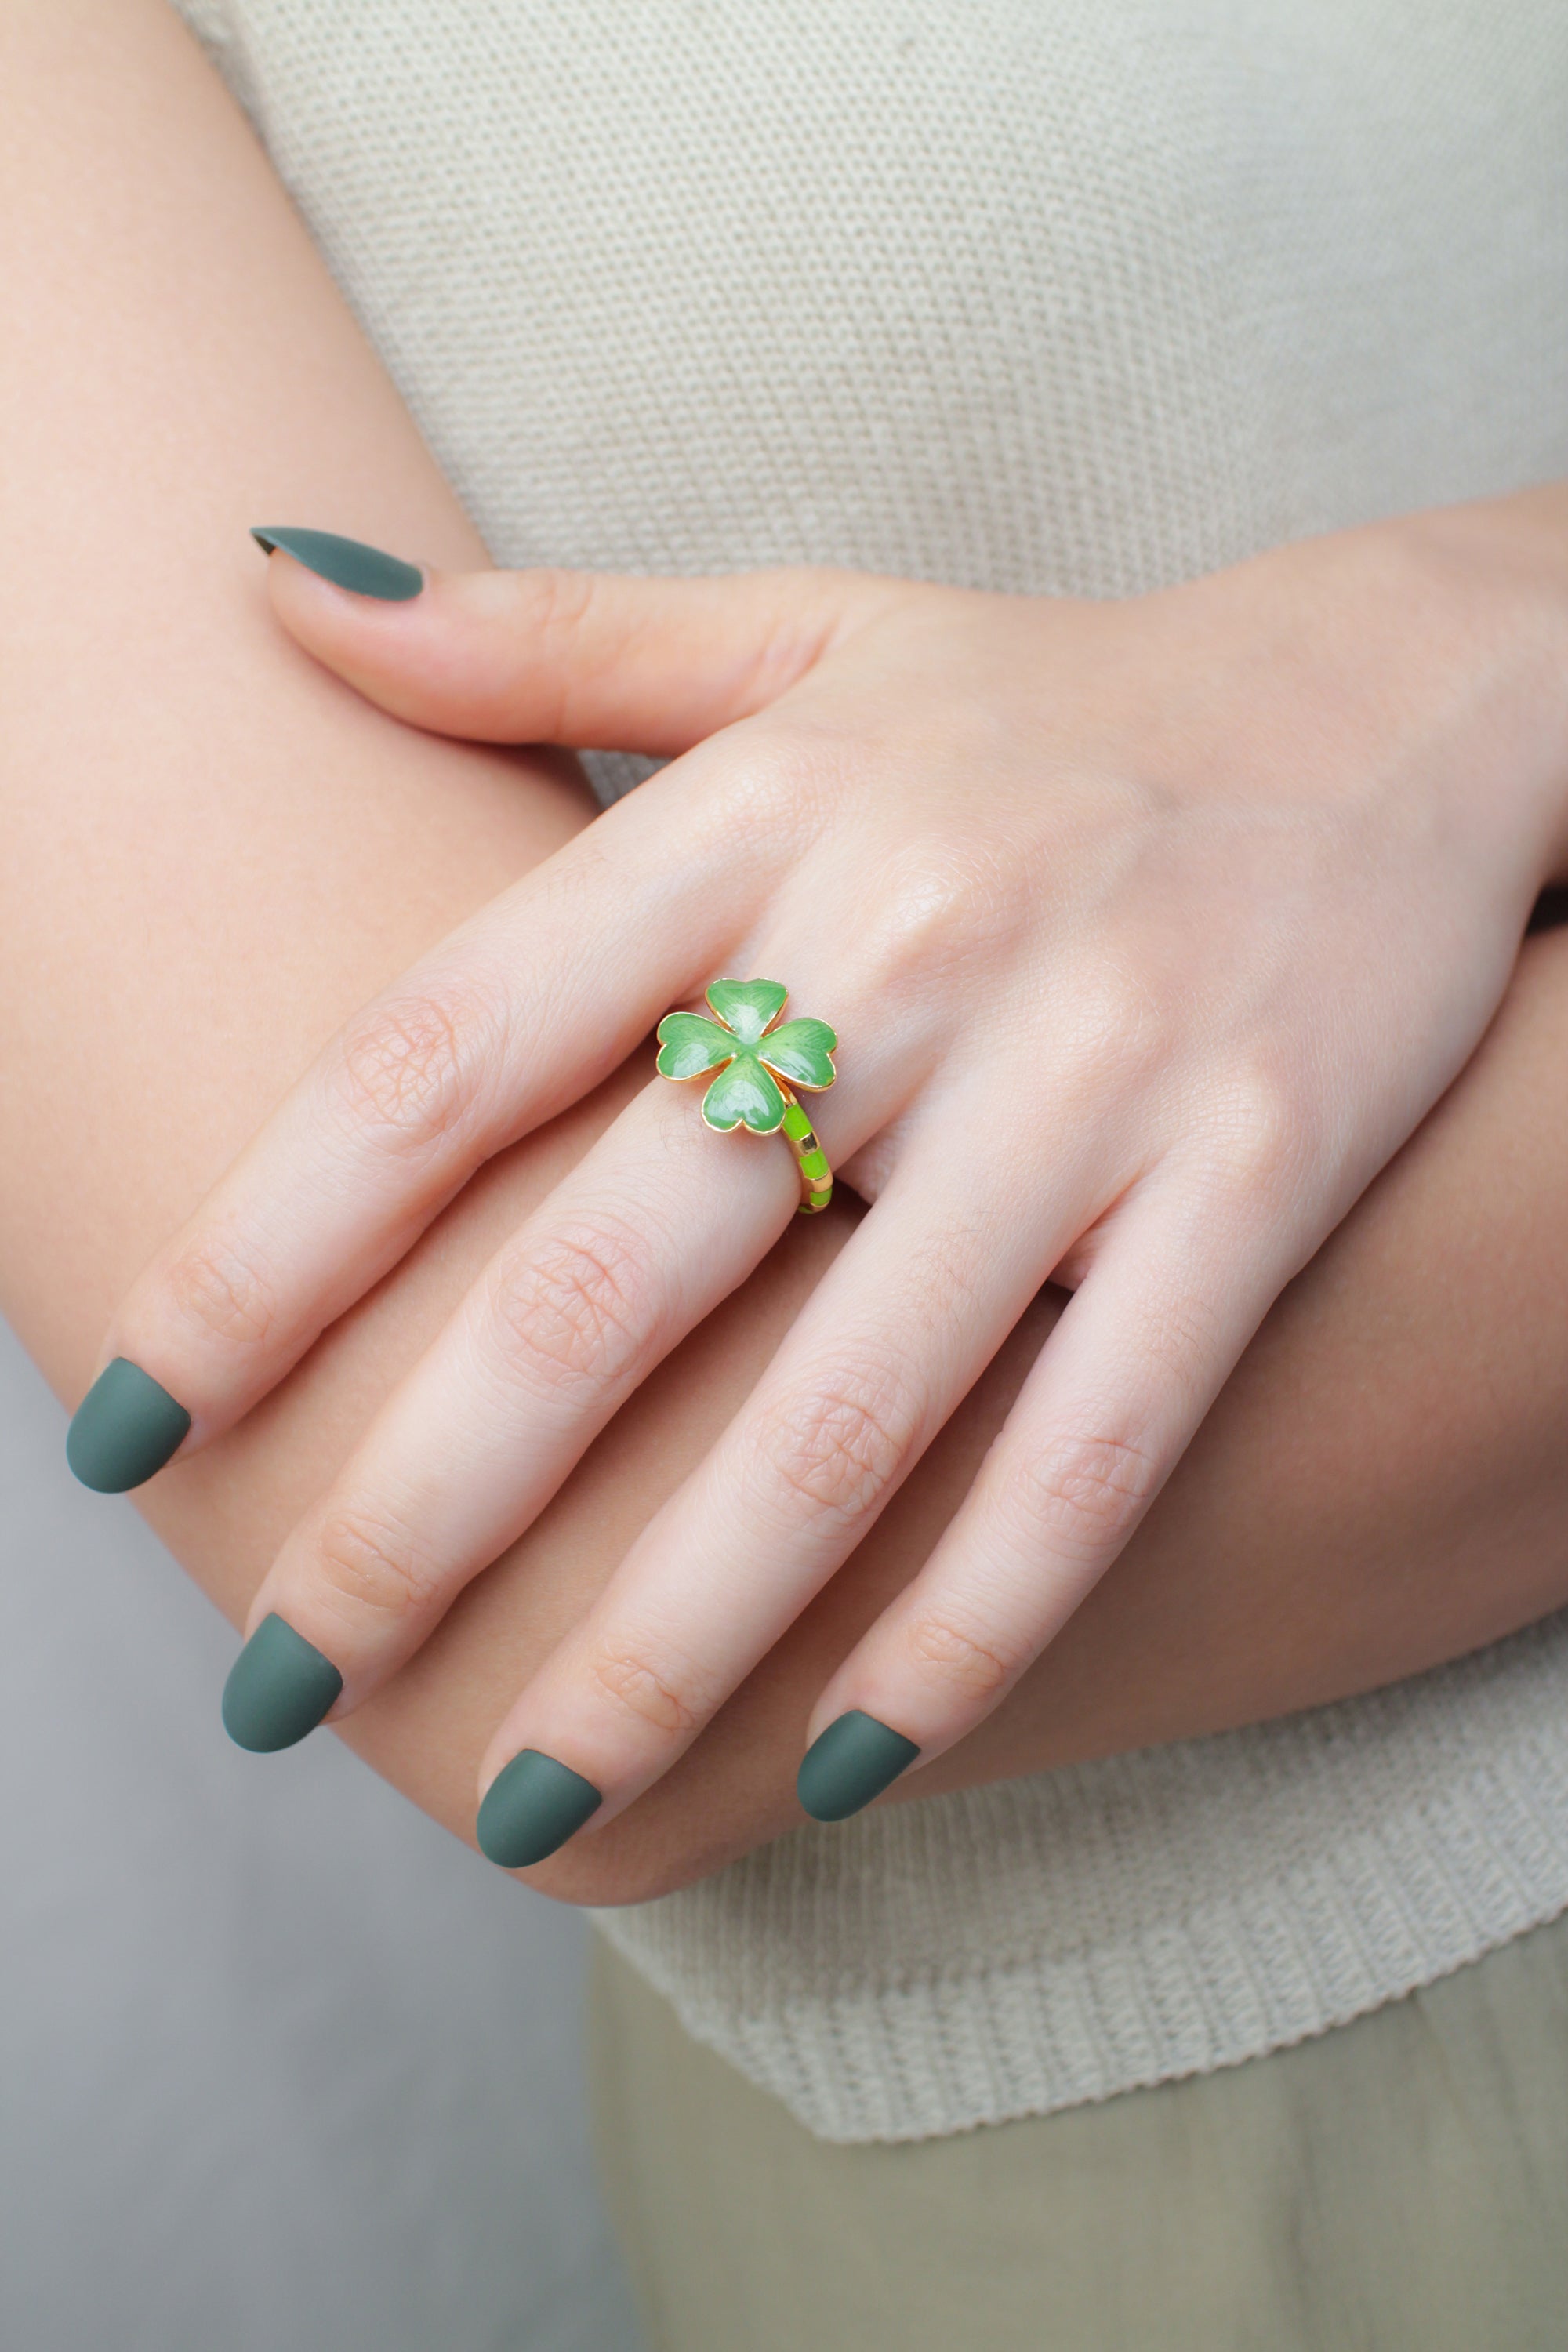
[176,0,1568,2137]
[597,1621,1568,2138]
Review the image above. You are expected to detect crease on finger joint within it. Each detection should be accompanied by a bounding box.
[1007,1427,1161,1571]
[753,1356,920,1530]
[310,1500,442,1628]
[486,1215,658,1404]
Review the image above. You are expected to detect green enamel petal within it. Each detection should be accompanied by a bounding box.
[656,1011,736,1080]
[705,978,788,1045]
[701,1051,787,1132]
[757,1016,837,1091]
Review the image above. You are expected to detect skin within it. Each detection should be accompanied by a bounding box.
[4,0,1568,1905]
[198,514,1568,1860]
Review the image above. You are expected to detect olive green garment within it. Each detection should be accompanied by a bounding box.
[588,1916,1568,2352]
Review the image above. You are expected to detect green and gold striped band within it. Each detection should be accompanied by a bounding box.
[782,1097,833,1215]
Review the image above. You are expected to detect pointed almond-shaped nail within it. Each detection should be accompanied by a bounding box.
[251,526,423,601]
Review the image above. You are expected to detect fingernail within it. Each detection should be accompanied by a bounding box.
[475,1750,602,1868]
[797,1711,920,1823]
[222,1613,343,1752]
[67,1358,191,1493]
[250,526,423,601]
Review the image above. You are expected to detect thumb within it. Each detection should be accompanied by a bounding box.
[251,528,910,756]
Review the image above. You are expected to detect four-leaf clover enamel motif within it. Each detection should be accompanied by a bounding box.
[655,979,837,1131]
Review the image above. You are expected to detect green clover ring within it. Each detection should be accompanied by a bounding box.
[655,978,838,1215]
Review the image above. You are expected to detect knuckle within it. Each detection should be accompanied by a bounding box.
[704,728,821,840]
[905,1606,1018,1708]
[584,1638,704,1740]
[486,1218,653,1402]
[164,1228,278,1353]
[753,1358,917,1528]
[332,976,503,1157]
[1008,1428,1159,1568]
[1055,962,1168,1092]
[514,571,607,736]
[849,836,1025,1003]
[311,1501,437,1625]
[1202,1068,1309,1200]
[518,564,603,652]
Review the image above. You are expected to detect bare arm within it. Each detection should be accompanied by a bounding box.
[3,0,1566,1904]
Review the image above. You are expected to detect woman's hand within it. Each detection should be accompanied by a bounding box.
[71,494,1568,1861]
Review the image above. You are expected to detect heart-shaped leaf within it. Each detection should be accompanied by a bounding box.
[705,978,789,1044]
[757,1016,837,1091]
[655,1011,736,1081]
[701,1054,788,1132]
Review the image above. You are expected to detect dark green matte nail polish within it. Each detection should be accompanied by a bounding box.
[476,1751,602,1868]
[222,1614,343,1752]
[67,1358,191,1493]
[797,1711,920,1823]
[250,526,423,601]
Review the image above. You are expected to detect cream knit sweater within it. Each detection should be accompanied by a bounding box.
[178,0,1568,2140]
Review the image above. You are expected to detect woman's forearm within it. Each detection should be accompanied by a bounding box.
[4,0,1567,1905]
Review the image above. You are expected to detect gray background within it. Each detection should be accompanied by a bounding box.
[0,1319,643,2352]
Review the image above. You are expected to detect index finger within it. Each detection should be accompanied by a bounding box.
[64,771,753,1490]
